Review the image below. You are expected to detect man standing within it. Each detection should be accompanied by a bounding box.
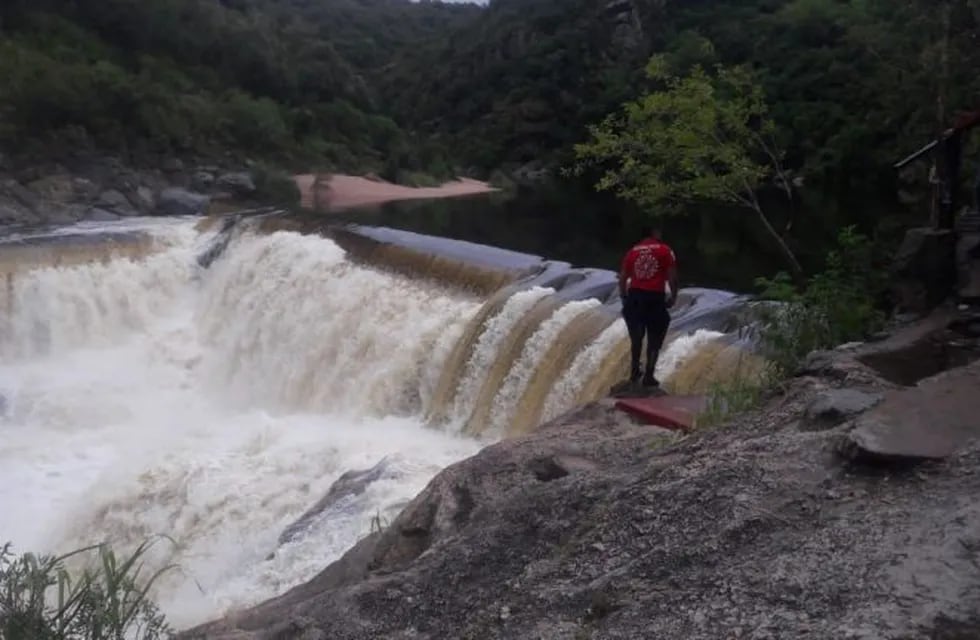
[618,225,678,388]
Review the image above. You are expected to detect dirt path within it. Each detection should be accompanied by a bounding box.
[293,173,498,212]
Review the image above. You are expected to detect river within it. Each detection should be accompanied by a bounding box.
[0,213,742,629]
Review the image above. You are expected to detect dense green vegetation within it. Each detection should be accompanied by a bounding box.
[570,54,805,275]
[1,540,173,639]
[698,225,888,427]
[391,0,980,183]
[755,225,887,374]
[0,0,476,178]
[2,0,979,232]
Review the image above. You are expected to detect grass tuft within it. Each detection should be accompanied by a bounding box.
[0,539,175,640]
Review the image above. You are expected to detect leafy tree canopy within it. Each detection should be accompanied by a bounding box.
[571,55,802,274]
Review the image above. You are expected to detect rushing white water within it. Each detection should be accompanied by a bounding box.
[0,222,482,629]
[449,286,554,425]
[0,218,734,631]
[486,298,601,436]
[540,325,725,424]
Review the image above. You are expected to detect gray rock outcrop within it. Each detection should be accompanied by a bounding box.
[133,186,156,212]
[155,188,210,217]
[844,358,980,462]
[1,178,42,212]
[801,388,882,431]
[96,189,138,216]
[277,457,403,547]
[181,365,980,640]
[26,173,78,203]
[216,172,256,196]
[83,208,122,222]
[192,171,216,191]
[0,201,39,226]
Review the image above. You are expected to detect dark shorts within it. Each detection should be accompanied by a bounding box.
[622,289,669,326]
[622,289,671,376]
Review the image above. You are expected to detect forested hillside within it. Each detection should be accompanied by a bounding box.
[0,0,477,177]
[1,0,979,201]
[388,0,980,190]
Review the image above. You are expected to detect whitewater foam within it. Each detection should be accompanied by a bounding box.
[486,298,601,436]
[449,286,554,426]
[0,223,482,629]
[0,218,735,630]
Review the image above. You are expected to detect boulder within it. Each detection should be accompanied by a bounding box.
[0,201,38,226]
[277,457,403,546]
[96,189,138,216]
[191,171,215,191]
[109,170,139,194]
[0,179,40,212]
[71,177,99,201]
[155,188,210,216]
[83,208,121,222]
[890,227,957,313]
[843,359,980,463]
[133,186,156,212]
[216,171,256,195]
[801,388,882,431]
[26,174,77,203]
[852,306,976,386]
[43,204,86,225]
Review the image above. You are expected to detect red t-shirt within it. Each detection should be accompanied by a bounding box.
[621,238,675,292]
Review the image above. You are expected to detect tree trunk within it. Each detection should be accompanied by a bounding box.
[754,204,804,279]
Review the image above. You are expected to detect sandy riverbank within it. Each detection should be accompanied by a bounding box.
[294,173,498,211]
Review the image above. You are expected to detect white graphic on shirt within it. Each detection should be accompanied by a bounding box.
[634,250,660,280]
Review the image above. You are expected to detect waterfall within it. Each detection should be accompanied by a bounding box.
[0,217,753,629]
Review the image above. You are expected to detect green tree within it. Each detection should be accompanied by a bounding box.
[571,55,803,276]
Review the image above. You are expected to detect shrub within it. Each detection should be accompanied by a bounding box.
[252,163,301,207]
[694,226,887,427]
[0,540,174,640]
[753,225,887,375]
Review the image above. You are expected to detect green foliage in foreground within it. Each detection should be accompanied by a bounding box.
[697,365,773,430]
[754,226,887,376]
[0,541,174,640]
[697,226,887,426]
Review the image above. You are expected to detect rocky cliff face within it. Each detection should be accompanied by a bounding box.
[0,155,262,229]
[184,336,980,640]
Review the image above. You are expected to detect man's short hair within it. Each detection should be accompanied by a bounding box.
[639,224,659,239]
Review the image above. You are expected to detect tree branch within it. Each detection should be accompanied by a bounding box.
[741,176,803,278]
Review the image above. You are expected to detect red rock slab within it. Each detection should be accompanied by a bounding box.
[614,395,707,432]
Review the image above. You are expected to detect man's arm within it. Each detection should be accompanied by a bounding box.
[667,264,679,306]
[619,251,631,299]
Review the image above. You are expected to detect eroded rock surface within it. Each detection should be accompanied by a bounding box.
[0,156,258,228]
[801,388,882,431]
[844,359,980,462]
[183,365,980,640]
